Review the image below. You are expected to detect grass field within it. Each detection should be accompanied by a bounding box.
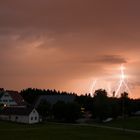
[0,121,140,140]
[103,117,140,130]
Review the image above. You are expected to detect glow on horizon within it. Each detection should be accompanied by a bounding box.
[90,79,97,97]
[90,64,132,97]
[115,64,131,97]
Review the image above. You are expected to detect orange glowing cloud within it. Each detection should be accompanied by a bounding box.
[0,0,140,98]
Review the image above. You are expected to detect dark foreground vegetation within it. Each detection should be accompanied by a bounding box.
[102,117,140,130]
[0,121,140,140]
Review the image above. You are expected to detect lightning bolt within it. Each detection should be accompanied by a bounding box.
[90,79,97,97]
[115,64,131,97]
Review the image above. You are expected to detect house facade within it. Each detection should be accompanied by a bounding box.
[0,107,40,124]
[0,90,26,107]
[0,89,40,124]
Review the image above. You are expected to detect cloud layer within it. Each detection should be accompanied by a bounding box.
[0,0,140,98]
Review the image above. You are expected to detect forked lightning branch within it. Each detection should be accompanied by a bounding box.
[90,64,131,97]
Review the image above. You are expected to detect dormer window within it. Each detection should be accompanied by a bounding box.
[4,94,9,97]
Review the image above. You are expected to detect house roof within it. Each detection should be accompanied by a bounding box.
[0,90,4,98]
[34,94,75,107]
[0,107,35,116]
[0,93,3,98]
[5,90,26,106]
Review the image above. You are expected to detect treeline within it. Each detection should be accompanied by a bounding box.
[76,90,140,122]
[20,88,140,123]
[20,88,76,104]
[37,100,81,123]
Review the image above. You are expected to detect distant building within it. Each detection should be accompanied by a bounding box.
[0,90,26,107]
[0,107,40,124]
[35,95,75,107]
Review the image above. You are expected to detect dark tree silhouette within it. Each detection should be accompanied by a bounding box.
[52,101,81,122]
[52,101,66,121]
[37,100,52,120]
[93,89,110,122]
[64,102,81,122]
[20,88,76,104]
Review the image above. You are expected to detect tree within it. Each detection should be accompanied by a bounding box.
[120,92,131,116]
[75,95,94,112]
[93,89,109,122]
[52,101,81,122]
[109,97,120,119]
[37,100,52,120]
[52,101,66,121]
[64,102,81,122]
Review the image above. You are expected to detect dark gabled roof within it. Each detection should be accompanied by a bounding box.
[34,94,75,107]
[5,90,26,106]
[0,93,3,99]
[0,91,4,98]
[0,107,34,116]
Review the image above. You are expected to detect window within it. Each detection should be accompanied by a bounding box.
[35,117,37,120]
[4,95,9,97]
[3,100,7,102]
[31,117,33,120]
[15,116,18,120]
[9,99,14,102]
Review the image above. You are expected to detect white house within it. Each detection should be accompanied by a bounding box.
[0,90,26,107]
[0,107,40,124]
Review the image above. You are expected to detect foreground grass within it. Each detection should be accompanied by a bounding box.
[0,121,140,140]
[102,117,140,130]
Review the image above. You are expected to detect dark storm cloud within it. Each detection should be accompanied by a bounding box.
[96,55,127,64]
[0,0,140,32]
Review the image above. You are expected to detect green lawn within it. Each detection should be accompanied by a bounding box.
[103,117,140,130]
[0,121,140,140]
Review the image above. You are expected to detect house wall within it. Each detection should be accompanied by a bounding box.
[0,92,17,106]
[0,109,40,124]
[29,109,39,124]
[0,115,9,120]
[0,114,29,123]
[10,115,29,123]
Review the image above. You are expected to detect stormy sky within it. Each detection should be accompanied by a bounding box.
[0,0,140,98]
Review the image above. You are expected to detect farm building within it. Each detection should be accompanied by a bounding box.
[0,107,40,124]
[0,90,26,107]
